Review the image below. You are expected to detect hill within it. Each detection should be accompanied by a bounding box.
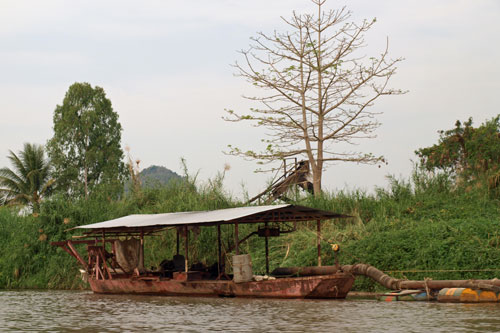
[139,165,183,188]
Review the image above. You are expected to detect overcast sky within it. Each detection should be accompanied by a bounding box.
[1,0,499,199]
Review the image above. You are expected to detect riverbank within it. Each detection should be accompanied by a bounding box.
[1,170,499,291]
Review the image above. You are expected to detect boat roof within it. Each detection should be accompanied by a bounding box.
[74,204,348,233]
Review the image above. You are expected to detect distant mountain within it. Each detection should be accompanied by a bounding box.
[125,165,183,192]
[139,165,183,188]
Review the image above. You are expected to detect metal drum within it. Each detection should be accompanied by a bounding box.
[438,288,479,303]
[233,254,253,283]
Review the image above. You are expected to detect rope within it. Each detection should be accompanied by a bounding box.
[384,268,500,273]
[424,277,432,301]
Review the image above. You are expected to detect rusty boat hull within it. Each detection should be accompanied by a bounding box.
[89,273,354,299]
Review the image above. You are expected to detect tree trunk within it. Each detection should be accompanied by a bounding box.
[314,2,324,198]
[312,163,322,196]
[32,191,41,213]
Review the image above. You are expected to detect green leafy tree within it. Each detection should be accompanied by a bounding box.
[46,82,127,199]
[225,0,405,196]
[415,115,500,187]
[0,143,54,212]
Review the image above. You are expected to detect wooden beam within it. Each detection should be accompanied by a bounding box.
[98,247,113,280]
[217,224,222,276]
[228,231,257,252]
[317,219,321,267]
[139,228,145,271]
[234,222,239,255]
[265,222,269,275]
[66,240,89,271]
[51,239,116,246]
[60,244,76,259]
[184,225,189,272]
[102,229,106,254]
[176,228,180,255]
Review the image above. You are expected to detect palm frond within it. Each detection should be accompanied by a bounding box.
[7,150,28,179]
[0,143,53,212]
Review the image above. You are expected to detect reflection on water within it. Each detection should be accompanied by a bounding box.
[1,290,500,332]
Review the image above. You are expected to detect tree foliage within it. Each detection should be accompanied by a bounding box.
[225,0,404,195]
[0,143,54,212]
[46,82,126,199]
[415,115,500,187]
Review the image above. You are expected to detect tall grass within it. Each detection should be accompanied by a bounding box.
[1,167,499,291]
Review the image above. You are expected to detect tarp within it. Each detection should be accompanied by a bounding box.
[114,238,143,273]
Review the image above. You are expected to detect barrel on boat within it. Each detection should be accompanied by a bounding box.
[233,254,253,283]
[437,288,479,303]
[477,290,497,302]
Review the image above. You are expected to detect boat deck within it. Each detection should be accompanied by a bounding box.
[89,272,354,299]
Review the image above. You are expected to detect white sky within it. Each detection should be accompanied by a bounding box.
[1,0,499,199]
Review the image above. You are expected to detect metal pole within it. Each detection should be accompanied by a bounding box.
[102,229,105,252]
[140,228,145,271]
[176,228,180,255]
[217,224,222,276]
[317,220,321,267]
[234,222,239,255]
[184,225,188,272]
[265,222,269,275]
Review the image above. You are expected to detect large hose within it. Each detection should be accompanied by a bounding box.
[341,263,500,292]
[342,264,402,290]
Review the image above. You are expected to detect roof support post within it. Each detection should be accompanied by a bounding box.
[184,225,189,272]
[265,222,269,275]
[139,228,145,272]
[217,224,222,276]
[176,228,180,255]
[102,229,106,253]
[317,219,321,267]
[234,222,239,255]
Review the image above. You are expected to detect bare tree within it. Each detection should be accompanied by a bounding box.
[225,0,405,196]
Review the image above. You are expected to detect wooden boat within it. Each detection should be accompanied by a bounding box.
[52,204,354,299]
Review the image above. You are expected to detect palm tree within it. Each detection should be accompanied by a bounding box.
[0,143,55,213]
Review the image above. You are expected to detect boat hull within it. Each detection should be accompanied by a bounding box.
[89,273,354,299]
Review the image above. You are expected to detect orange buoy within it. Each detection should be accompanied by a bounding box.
[477,290,497,302]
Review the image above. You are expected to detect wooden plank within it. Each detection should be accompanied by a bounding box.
[95,253,104,280]
[99,248,113,280]
[67,240,89,271]
[60,244,76,259]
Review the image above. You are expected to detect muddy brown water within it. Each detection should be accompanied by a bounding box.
[1,290,500,332]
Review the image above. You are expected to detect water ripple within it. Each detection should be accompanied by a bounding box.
[1,291,500,332]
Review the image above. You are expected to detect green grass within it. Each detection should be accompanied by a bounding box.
[1,168,500,291]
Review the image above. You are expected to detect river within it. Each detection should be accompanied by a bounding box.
[1,290,500,332]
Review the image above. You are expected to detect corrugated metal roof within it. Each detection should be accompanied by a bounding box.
[75,204,344,230]
[76,204,291,229]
